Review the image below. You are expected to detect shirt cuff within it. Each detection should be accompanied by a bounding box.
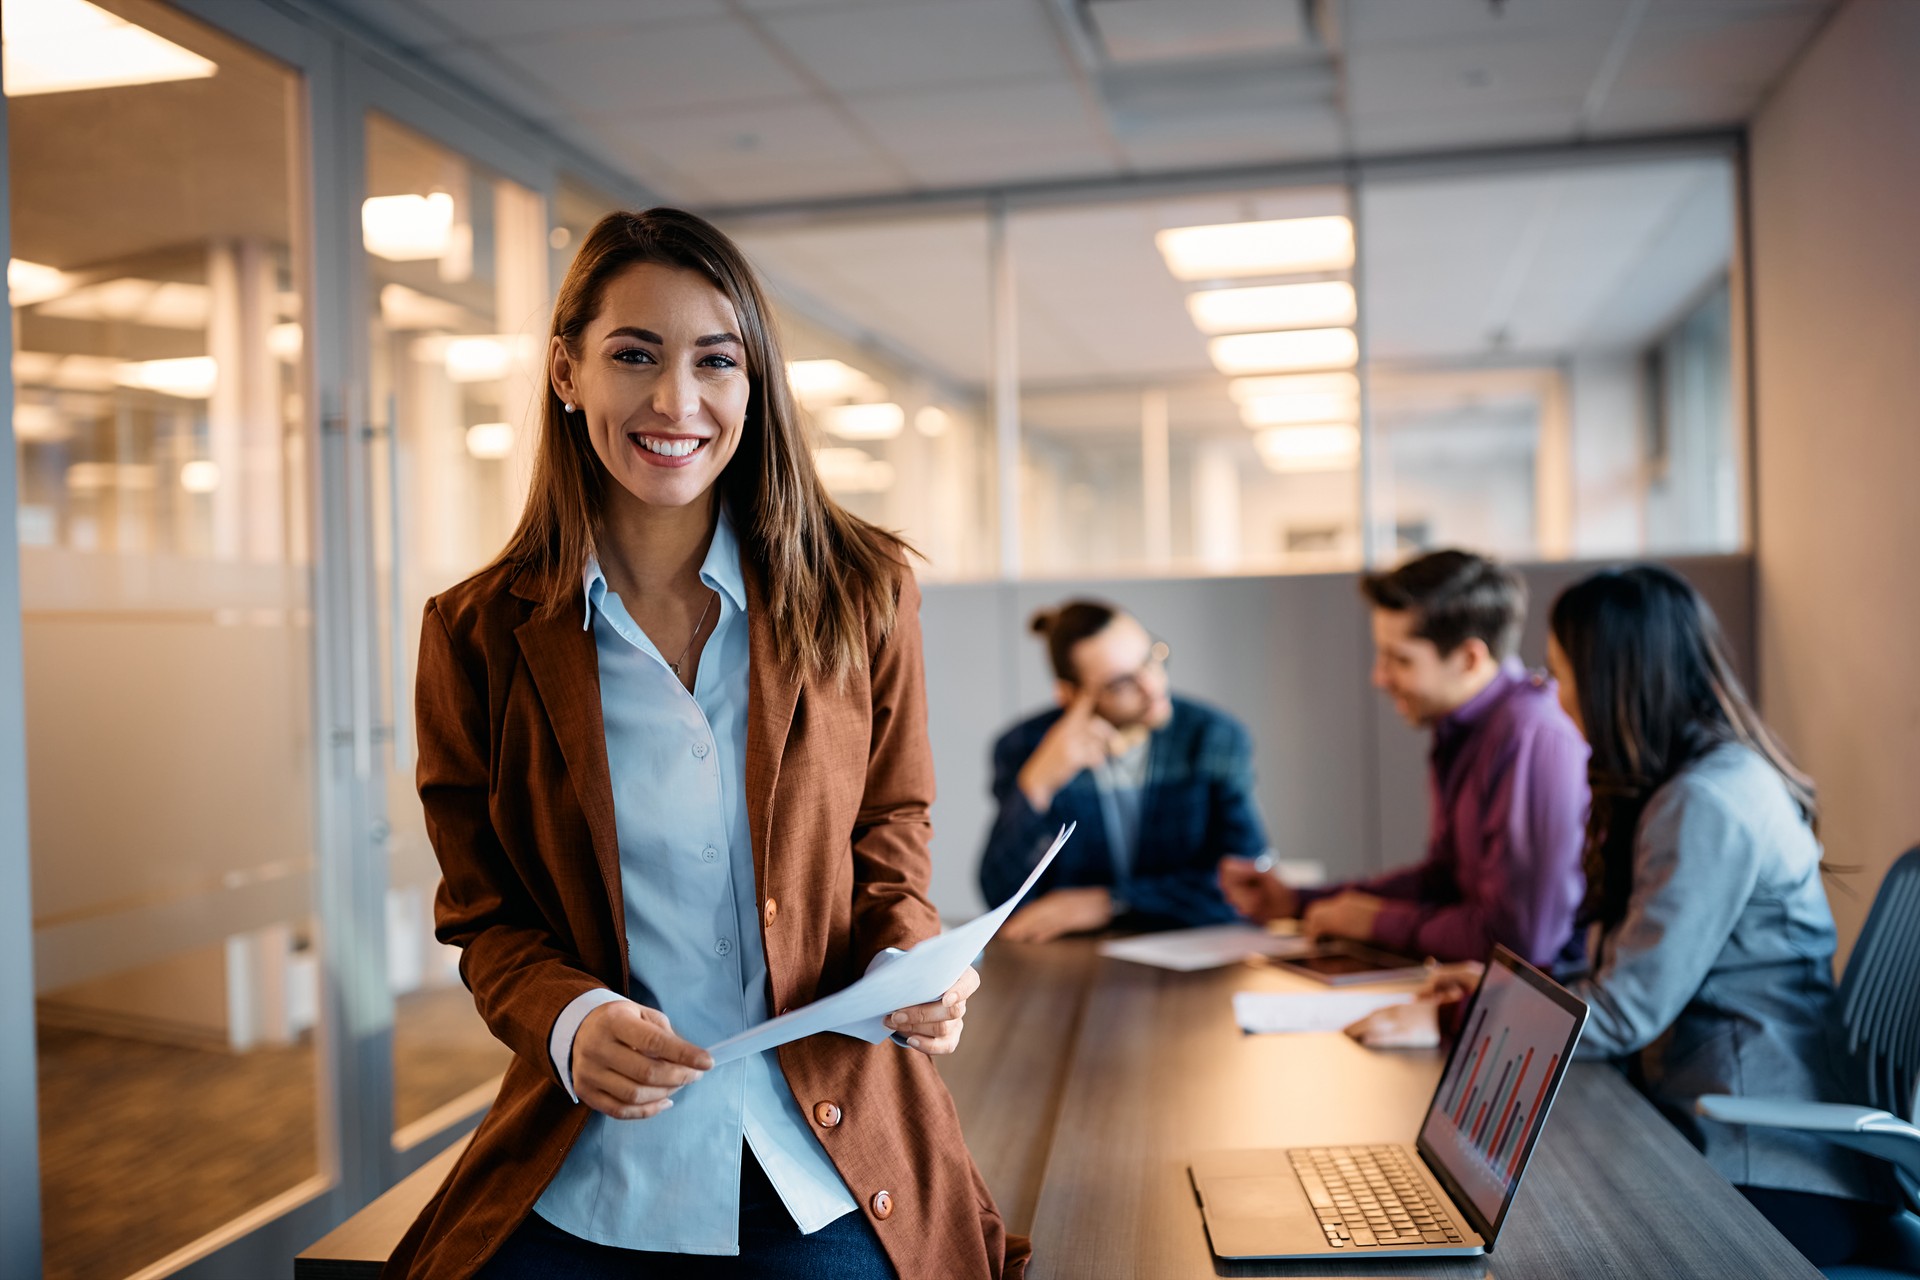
[549,987,630,1103]
[1367,898,1424,956]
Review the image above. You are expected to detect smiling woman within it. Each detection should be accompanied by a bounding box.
[390,209,1026,1280]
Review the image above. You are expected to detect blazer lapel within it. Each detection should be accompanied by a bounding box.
[743,564,801,887]
[511,581,625,953]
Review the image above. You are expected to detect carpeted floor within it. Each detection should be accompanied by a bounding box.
[37,985,510,1280]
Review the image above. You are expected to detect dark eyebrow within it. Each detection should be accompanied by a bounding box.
[600,325,742,347]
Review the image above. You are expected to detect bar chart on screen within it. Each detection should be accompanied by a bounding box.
[1418,963,1582,1222]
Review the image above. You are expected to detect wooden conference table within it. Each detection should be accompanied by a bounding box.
[298,938,1819,1279]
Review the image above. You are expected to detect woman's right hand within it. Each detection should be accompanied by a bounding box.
[1418,960,1484,1003]
[572,1001,712,1120]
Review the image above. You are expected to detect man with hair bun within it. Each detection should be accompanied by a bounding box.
[980,600,1267,942]
[1220,549,1588,968]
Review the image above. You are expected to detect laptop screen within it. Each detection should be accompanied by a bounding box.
[1415,947,1587,1244]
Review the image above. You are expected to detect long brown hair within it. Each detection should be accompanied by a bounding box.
[1549,565,1817,927]
[492,208,911,681]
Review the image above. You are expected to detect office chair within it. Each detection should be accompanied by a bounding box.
[1698,845,1920,1279]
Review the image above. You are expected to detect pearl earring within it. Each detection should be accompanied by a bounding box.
[563,401,576,413]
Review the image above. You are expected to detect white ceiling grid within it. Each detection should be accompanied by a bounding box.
[320,0,1834,208]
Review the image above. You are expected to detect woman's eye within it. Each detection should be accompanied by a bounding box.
[611,348,655,364]
[699,354,739,369]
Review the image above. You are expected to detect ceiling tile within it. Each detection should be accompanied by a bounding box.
[1588,84,1758,134]
[846,78,1106,160]
[406,0,723,47]
[1342,0,1629,50]
[1348,101,1582,153]
[761,0,1066,95]
[420,43,577,124]
[737,0,949,12]
[1345,28,1614,120]
[681,159,907,204]
[895,141,1119,190]
[491,17,813,116]
[1613,4,1829,94]
[576,99,905,205]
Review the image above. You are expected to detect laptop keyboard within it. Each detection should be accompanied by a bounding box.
[1288,1146,1466,1249]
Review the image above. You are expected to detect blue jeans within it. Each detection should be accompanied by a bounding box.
[476,1146,897,1279]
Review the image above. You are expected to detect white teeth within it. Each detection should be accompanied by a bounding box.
[635,435,705,458]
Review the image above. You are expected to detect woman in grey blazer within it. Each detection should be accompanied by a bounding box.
[1351,565,1889,1265]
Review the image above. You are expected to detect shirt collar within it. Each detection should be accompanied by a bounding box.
[1436,657,1526,736]
[580,505,747,631]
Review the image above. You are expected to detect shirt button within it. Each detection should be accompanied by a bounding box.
[692,742,710,759]
[813,1100,842,1128]
[763,897,778,927]
[714,938,732,957]
[701,846,719,863]
[870,1189,894,1221]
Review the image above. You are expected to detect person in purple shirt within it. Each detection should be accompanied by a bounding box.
[1220,550,1588,969]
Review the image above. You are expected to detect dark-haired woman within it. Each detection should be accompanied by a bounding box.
[387,210,1024,1279]
[1347,565,1887,1265]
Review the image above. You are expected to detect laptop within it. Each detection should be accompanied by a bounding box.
[1190,944,1588,1259]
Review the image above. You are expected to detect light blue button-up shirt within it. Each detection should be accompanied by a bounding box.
[533,509,857,1253]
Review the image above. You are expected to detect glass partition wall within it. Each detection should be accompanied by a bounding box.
[1357,154,1742,562]
[8,3,319,1276]
[363,111,534,1144]
[735,214,999,580]
[725,150,1745,579]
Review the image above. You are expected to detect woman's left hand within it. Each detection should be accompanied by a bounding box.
[885,965,980,1055]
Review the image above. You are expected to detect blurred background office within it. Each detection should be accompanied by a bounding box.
[0,0,1914,1276]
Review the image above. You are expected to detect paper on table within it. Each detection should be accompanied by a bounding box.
[703,823,1076,1066]
[1098,924,1314,972]
[1232,990,1414,1035]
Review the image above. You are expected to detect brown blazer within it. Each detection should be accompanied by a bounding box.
[384,555,1028,1279]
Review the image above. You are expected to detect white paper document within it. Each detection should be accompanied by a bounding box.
[1098,924,1314,972]
[704,823,1076,1066]
[1232,990,1414,1036]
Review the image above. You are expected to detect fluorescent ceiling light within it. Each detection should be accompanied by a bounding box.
[1209,328,1357,376]
[818,402,904,441]
[914,406,950,438]
[9,259,72,306]
[268,322,303,360]
[410,334,534,382]
[1254,424,1359,473]
[13,403,67,442]
[814,446,895,494]
[1155,216,1354,282]
[380,283,470,331]
[1227,372,1359,403]
[114,355,217,398]
[37,277,210,328]
[3,0,217,97]
[179,460,220,493]
[66,461,156,491]
[1187,281,1356,335]
[465,422,515,460]
[14,350,119,391]
[362,193,455,262]
[787,358,883,409]
[444,336,511,383]
[1239,391,1358,427]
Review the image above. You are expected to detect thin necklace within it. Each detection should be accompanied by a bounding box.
[669,589,718,681]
